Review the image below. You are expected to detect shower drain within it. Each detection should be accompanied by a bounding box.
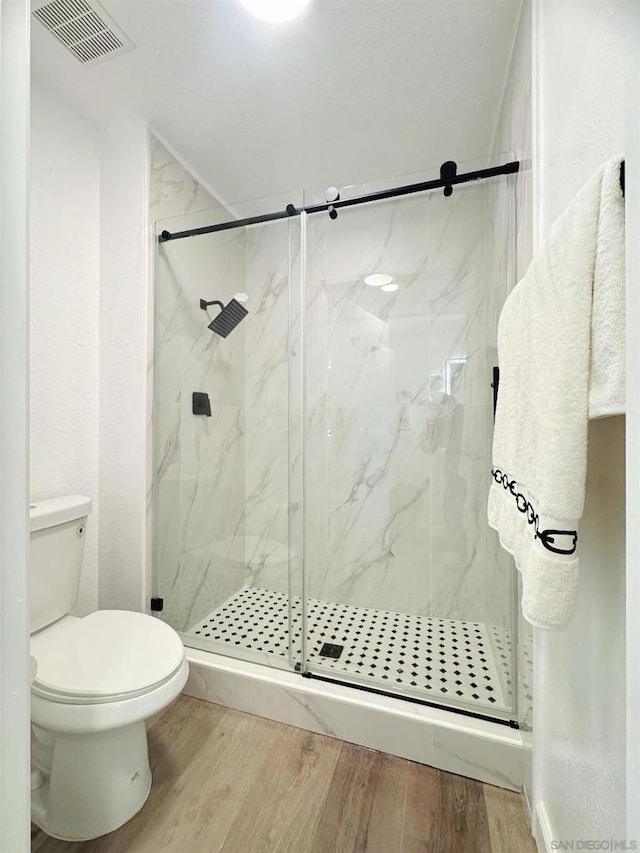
[319,642,344,660]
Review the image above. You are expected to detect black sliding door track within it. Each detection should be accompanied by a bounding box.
[159,159,520,243]
[304,670,519,729]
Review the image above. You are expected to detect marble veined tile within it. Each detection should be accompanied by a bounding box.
[244,220,291,411]
[179,540,245,633]
[179,405,245,629]
[150,136,219,223]
[243,406,290,593]
[427,184,487,275]
[151,138,251,636]
[152,141,517,660]
[302,178,506,628]
[154,470,181,629]
[184,174,218,216]
[154,400,180,482]
[306,193,430,299]
[304,406,431,615]
[150,137,186,221]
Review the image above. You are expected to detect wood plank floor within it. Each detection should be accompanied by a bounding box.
[32,696,535,853]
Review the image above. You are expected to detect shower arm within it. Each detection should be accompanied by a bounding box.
[200,299,224,313]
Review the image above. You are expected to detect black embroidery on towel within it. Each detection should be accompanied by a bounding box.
[491,468,578,556]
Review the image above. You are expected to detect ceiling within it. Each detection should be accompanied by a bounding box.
[30,0,521,205]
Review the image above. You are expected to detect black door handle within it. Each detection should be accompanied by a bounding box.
[491,366,499,419]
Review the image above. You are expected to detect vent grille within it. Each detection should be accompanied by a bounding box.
[33,0,133,64]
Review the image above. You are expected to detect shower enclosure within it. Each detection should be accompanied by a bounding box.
[153,158,519,724]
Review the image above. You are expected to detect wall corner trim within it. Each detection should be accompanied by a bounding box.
[533,802,554,853]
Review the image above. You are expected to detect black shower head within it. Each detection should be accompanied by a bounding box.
[200,297,249,338]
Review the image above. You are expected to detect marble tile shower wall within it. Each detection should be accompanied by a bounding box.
[302,185,512,627]
[151,133,515,638]
[242,220,294,595]
[151,136,299,630]
[151,136,248,631]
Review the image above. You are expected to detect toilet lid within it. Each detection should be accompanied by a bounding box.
[31,610,185,700]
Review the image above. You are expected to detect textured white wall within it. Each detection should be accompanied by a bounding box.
[98,119,149,613]
[30,91,151,618]
[30,83,100,616]
[626,5,640,841]
[30,98,156,617]
[0,1,31,847]
[532,1,626,846]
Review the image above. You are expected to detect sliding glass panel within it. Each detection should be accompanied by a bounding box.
[302,163,517,719]
[153,191,304,671]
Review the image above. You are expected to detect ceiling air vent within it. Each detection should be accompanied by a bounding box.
[32,0,133,65]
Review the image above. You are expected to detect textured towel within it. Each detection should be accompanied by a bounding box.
[488,158,625,630]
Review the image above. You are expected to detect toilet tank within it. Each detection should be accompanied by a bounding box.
[30,495,92,634]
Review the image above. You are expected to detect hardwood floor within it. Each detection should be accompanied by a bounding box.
[32,696,535,853]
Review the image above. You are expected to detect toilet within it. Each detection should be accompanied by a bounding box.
[29,495,189,842]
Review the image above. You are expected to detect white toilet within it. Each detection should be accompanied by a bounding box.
[29,495,189,841]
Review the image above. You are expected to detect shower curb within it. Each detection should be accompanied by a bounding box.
[184,649,523,792]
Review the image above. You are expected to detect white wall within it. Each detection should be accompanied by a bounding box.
[30,83,100,616]
[98,119,149,613]
[532,1,626,846]
[0,1,31,849]
[30,89,151,617]
[28,98,182,623]
[626,4,640,840]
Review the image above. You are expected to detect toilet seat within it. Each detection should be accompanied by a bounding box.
[31,658,189,735]
[32,666,183,704]
[31,610,185,704]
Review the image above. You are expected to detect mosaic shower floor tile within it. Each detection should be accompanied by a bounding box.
[186,586,512,714]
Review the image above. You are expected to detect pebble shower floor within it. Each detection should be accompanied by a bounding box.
[187,587,512,713]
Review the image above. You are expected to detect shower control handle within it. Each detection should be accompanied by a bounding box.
[192,391,212,417]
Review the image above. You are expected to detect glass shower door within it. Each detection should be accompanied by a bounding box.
[301,167,517,719]
[153,191,304,672]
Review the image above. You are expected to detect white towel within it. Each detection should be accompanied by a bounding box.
[488,158,625,630]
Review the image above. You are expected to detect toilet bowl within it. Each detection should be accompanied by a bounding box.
[29,496,189,841]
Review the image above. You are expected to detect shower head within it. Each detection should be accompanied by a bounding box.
[200,297,249,338]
